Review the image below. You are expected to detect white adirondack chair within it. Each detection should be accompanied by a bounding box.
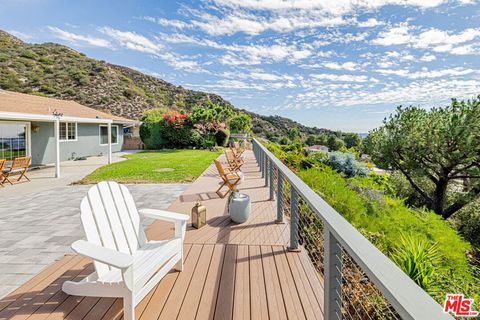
[62,181,189,320]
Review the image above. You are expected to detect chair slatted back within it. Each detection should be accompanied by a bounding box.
[11,156,31,169]
[80,181,147,276]
[230,147,240,158]
[225,149,236,163]
[0,159,5,185]
[214,160,228,181]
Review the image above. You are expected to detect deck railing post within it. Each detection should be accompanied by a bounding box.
[276,170,284,223]
[324,228,343,320]
[269,161,274,200]
[260,151,264,177]
[289,187,299,251]
[265,157,269,186]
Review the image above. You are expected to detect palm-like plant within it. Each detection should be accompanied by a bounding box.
[393,234,440,292]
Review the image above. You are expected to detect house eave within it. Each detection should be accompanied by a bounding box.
[0,111,114,123]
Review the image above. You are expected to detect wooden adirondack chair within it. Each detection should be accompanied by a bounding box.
[214,159,243,198]
[62,181,189,320]
[0,159,6,187]
[225,149,243,171]
[2,156,31,184]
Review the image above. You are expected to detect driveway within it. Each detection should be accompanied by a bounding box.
[0,183,189,298]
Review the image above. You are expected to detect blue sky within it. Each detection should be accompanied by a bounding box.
[1,0,480,132]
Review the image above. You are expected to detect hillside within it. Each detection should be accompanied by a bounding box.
[0,30,332,138]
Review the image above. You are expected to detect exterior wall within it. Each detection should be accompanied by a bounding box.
[123,136,144,150]
[30,122,124,165]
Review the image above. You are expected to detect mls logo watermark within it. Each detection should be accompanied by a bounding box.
[443,294,478,317]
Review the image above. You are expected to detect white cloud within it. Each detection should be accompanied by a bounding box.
[420,53,436,61]
[184,0,465,36]
[7,30,33,41]
[48,26,111,48]
[186,9,350,36]
[324,61,358,71]
[371,24,413,46]
[358,18,384,28]
[98,27,162,54]
[311,73,373,83]
[149,0,467,37]
[98,27,207,72]
[376,67,478,79]
[449,44,478,55]
[212,0,449,12]
[281,78,480,112]
[143,16,190,29]
[372,24,480,55]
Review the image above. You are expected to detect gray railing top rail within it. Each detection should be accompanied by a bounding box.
[252,138,452,320]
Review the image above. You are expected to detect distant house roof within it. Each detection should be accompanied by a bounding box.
[303,145,329,152]
[0,90,137,124]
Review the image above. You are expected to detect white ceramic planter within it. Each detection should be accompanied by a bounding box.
[229,192,251,223]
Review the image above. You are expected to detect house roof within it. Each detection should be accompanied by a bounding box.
[0,90,137,124]
[303,145,329,151]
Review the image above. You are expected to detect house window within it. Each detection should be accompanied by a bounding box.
[0,121,29,160]
[100,125,119,145]
[59,122,77,141]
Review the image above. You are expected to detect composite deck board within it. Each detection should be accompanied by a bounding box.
[232,245,249,320]
[0,151,324,319]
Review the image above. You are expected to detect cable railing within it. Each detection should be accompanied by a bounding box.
[251,139,452,320]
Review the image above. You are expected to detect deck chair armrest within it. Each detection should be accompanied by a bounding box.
[139,209,190,223]
[139,209,188,241]
[71,240,134,269]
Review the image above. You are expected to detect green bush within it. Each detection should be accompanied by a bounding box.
[393,234,440,292]
[157,121,201,148]
[229,112,251,133]
[215,128,230,146]
[451,201,480,248]
[320,151,368,177]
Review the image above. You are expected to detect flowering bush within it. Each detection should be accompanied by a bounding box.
[163,111,189,128]
[140,105,251,149]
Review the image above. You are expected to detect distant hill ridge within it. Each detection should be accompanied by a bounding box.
[0,30,333,138]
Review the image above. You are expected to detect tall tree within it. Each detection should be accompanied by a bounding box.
[327,135,345,151]
[343,132,362,149]
[369,97,480,219]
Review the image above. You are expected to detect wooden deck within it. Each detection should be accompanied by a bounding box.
[0,151,324,320]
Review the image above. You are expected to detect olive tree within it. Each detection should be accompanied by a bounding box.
[369,97,480,219]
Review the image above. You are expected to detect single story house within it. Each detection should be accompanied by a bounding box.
[0,90,138,177]
[303,145,329,153]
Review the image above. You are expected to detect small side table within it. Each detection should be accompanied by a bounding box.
[229,192,251,223]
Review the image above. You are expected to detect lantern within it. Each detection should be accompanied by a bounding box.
[191,202,206,229]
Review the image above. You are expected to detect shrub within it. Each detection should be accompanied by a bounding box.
[451,201,480,248]
[215,128,230,146]
[327,135,345,151]
[393,234,440,292]
[321,151,368,177]
[141,108,169,123]
[279,137,290,145]
[157,120,200,148]
[229,112,251,133]
[308,151,328,163]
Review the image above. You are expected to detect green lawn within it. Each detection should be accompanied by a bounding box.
[81,149,221,184]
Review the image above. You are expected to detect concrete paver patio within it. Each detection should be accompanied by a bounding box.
[0,183,189,299]
[0,151,138,196]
